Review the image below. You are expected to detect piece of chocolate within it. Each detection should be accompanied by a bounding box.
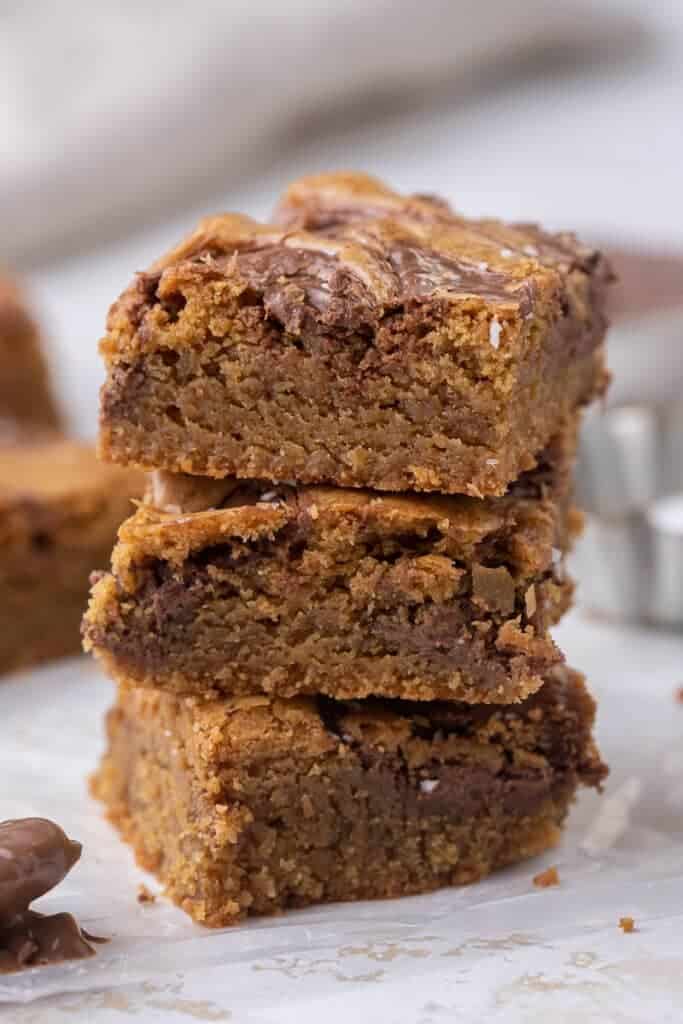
[0,818,104,974]
[0,818,81,919]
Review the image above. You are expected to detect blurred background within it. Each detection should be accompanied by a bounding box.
[1,0,681,438]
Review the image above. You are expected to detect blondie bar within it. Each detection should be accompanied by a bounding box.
[93,666,606,926]
[99,172,611,496]
[84,428,579,704]
[0,438,141,676]
[0,278,62,434]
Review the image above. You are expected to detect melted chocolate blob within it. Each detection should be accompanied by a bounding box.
[0,818,105,973]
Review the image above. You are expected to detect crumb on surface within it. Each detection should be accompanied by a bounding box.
[533,866,560,888]
[619,916,636,933]
[675,686,683,704]
[137,883,156,904]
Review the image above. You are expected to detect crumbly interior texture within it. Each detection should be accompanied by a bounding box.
[84,428,581,703]
[0,440,141,676]
[0,278,62,434]
[92,666,606,926]
[99,172,611,497]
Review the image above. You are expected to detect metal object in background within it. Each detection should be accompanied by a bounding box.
[573,401,683,627]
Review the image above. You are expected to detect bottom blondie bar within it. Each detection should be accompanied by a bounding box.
[93,667,606,926]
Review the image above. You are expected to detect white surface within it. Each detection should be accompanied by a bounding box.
[2,610,683,1022]
[647,494,683,534]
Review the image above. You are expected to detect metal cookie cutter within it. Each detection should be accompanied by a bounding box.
[573,401,683,627]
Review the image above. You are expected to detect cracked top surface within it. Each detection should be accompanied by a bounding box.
[115,664,606,790]
[109,426,574,593]
[105,171,610,347]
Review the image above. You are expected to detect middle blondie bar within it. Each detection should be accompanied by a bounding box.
[84,426,578,704]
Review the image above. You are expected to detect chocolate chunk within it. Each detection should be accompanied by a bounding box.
[148,470,242,514]
[0,818,105,974]
[0,818,81,920]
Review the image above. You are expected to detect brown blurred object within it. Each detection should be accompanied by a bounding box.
[0,439,142,678]
[605,246,683,322]
[0,277,62,435]
[0,279,142,677]
[533,866,560,888]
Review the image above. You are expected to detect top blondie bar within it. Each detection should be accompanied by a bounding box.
[99,173,612,495]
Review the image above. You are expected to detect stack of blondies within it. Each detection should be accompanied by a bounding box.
[85,173,610,926]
